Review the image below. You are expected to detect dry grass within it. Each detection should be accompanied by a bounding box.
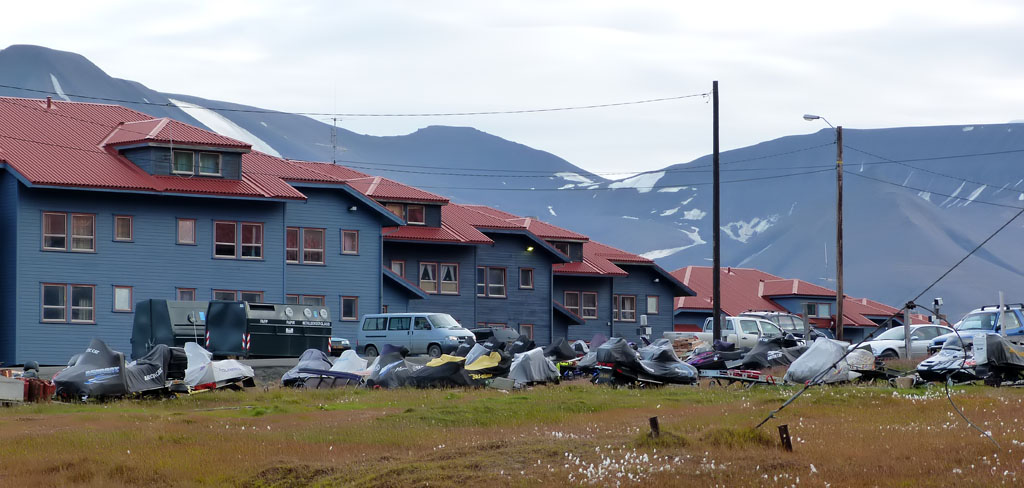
[1,382,1023,486]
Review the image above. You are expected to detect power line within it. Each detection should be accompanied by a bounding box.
[0,83,710,117]
[846,171,1024,210]
[846,145,1024,199]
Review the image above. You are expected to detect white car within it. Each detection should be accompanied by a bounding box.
[857,324,953,360]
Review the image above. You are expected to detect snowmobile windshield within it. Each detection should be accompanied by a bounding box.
[957,312,996,331]
[428,314,462,329]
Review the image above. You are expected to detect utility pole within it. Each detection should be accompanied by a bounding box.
[835,126,844,342]
[712,81,722,342]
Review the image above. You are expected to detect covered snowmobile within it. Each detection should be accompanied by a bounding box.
[505,335,536,355]
[184,342,255,390]
[410,355,473,388]
[508,347,560,387]
[740,337,808,370]
[783,337,856,385]
[974,333,1024,384]
[54,339,187,400]
[544,338,577,361]
[282,349,334,387]
[464,348,513,383]
[635,339,699,384]
[331,350,368,373]
[365,345,423,388]
[594,337,698,385]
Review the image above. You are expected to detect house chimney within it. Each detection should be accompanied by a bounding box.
[758,279,764,297]
[45,96,52,109]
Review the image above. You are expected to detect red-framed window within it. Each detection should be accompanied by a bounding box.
[616,295,636,322]
[342,230,359,255]
[213,290,237,301]
[114,215,133,242]
[341,296,359,321]
[286,294,325,307]
[564,291,581,316]
[406,205,425,225]
[646,295,660,315]
[520,324,534,340]
[42,212,67,250]
[286,227,299,263]
[240,291,263,303]
[177,288,196,301]
[519,268,534,289]
[419,262,438,294]
[581,292,598,319]
[302,228,325,264]
[440,263,459,294]
[177,218,196,245]
[70,214,96,252]
[612,294,620,321]
[390,260,406,277]
[113,285,133,312]
[214,221,237,258]
[240,223,263,259]
[476,267,506,298]
[41,283,95,324]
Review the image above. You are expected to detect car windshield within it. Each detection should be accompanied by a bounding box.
[428,314,462,329]
[761,322,784,337]
[875,328,906,341]
[957,312,997,331]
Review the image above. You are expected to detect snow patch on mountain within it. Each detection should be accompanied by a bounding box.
[918,191,932,202]
[737,244,773,267]
[657,186,686,193]
[681,196,694,205]
[608,171,664,193]
[682,208,706,220]
[557,184,576,190]
[548,206,557,216]
[661,207,679,216]
[555,172,594,185]
[640,226,706,259]
[168,98,281,157]
[963,126,975,132]
[940,181,966,207]
[621,216,639,220]
[788,202,797,216]
[961,185,986,207]
[49,74,70,101]
[721,215,779,243]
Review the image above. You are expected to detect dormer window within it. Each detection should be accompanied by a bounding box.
[554,242,570,256]
[171,150,222,176]
[173,150,194,174]
[407,205,425,225]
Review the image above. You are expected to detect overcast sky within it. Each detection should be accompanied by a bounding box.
[4,0,1024,176]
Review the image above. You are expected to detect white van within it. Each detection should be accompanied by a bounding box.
[356,313,475,357]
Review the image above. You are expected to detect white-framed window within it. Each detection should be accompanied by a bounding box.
[198,152,221,175]
[302,228,325,264]
[214,221,236,258]
[341,296,358,321]
[440,263,459,294]
[286,294,325,306]
[476,267,506,298]
[519,324,534,340]
[69,284,95,323]
[42,212,67,250]
[172,150,195,174]
[407,205,425,225]
[177,218,196,245]
[342,230,359,255]
[619,295,637,322]
[177,288,196,301]
[810,303,832,318]
[70,214,95,252]
[519,268,534,289]
[240,222,263,259]
[420,262,438,293]
[613,294,620,321]
[42,283,66,322]
[646,295,659,315]
[390,260,405,277]
[113,285,133,312]
[114,215,133,242]
[564,291,580,316]
[582,292,598,319]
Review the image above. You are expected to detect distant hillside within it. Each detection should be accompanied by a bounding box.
[3,44,1024,318]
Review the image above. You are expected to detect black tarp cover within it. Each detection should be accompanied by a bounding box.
[506,335,535,355]
[124,344,182,393]
[595,337,645,372]
[465,350,512,381]
[590,334,609,350]
[978,333,1024,370]
[282,349,334,386]
[53,338,128,399]
[366,351,423,388]
[544,338,577,361]
[411,355,472,388]
[636,339,699,384]
[740,338,808,370]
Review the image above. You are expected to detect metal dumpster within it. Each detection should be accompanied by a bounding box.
[131,299,209,359]
[206,302,332,358]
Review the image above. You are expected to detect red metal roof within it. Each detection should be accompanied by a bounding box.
[0,97,301,200]
[345,176,449,204]
[290,160,370,182]
[102,117,251,150]
[553,241,633,277]
[507,217,589,241]
[383,204,496,245]
[673,266,786,316]
[760,278,836,297]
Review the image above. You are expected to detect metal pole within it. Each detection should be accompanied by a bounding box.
[835,126,844,342]
[712,81,722,342]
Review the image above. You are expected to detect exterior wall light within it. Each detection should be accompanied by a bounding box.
[526,246,535,252]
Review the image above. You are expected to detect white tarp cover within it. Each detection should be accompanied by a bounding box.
[330,350,368,373]
[783,337,855,385]
[507,347,559,387]
[184,342,254,387]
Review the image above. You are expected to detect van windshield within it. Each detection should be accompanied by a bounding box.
[958,312,997,331]
[428,314,462,329]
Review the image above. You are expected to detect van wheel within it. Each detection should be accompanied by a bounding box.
[364,345,378,358]
[427,344,442,358]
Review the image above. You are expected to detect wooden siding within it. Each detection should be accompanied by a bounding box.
[476,233,555,344]
[121,146,242,180]
[554,275,613,341]
[384,241,477,327]
[0,171,18,362]
[611,265,678,340]
[381,280,410,313]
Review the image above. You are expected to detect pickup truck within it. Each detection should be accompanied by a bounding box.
[664,316,787,349]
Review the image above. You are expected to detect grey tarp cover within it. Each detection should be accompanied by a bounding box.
[124,344,183,393]
[590,334,609,350]
[977,332,1024,370]
[636,339,699,384]
[366,351,424,388]
[282,349,334,386]
[783,337,855,384]
[577,351,597,369]
[740,338,808,370]
[544,338,577,361]
[184,342,254,387]
[571,340,589,355]
[508,347,560,387]
[330,350,368,373]
[596,337,645,371]
[53,338,128,399]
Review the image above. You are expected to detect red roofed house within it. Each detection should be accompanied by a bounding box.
[672,266,921,341]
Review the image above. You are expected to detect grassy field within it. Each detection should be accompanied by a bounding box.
[1,380,1023,487]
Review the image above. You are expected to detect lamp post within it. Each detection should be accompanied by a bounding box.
[803,114,843,342]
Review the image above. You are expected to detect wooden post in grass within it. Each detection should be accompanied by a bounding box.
[778,424,793,451]
[649,416,660,438]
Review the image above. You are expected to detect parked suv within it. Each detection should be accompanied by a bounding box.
[664,316,787,349]
[740,310,833,339]
[928,305,1024,354]
[356,313,475,358]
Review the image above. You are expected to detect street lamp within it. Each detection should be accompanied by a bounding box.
[805,113,844,342]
